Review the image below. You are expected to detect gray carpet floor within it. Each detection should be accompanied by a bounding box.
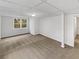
[0,34,79,59]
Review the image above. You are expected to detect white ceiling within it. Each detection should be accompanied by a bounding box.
[47,0,79,13]
[0,0,79,17]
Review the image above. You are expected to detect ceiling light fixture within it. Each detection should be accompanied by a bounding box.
[32,14,36,16]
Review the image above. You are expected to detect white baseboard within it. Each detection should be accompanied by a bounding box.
[39,32,65,48]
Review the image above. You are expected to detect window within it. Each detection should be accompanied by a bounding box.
[14,19,20,28]
[22,19,27,28]
[14,18,27,28]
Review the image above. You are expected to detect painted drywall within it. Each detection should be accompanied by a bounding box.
[72,14,79,37]
[39,15,64,43]
[64,14,75,47]
[39,14,76,47]
[64,14,79,47]
[74,17,77,38]
[1,16,29,37]
[77,17,79,35]
[61,13,65,48]
[0,16,1,38]
[29,17,40,35]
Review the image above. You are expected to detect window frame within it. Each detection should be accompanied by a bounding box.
[13,18,28,29]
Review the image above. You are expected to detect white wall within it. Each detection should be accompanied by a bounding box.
[77,17,79,35]
[39,15,64,43]
[29,17,40,35]
[39,14,76,47]
[1,16,29,37]
[29,14,78,47]
[64,14,75,47]
[0,16,1,38]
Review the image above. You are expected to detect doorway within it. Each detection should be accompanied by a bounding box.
[75,17,79,47]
